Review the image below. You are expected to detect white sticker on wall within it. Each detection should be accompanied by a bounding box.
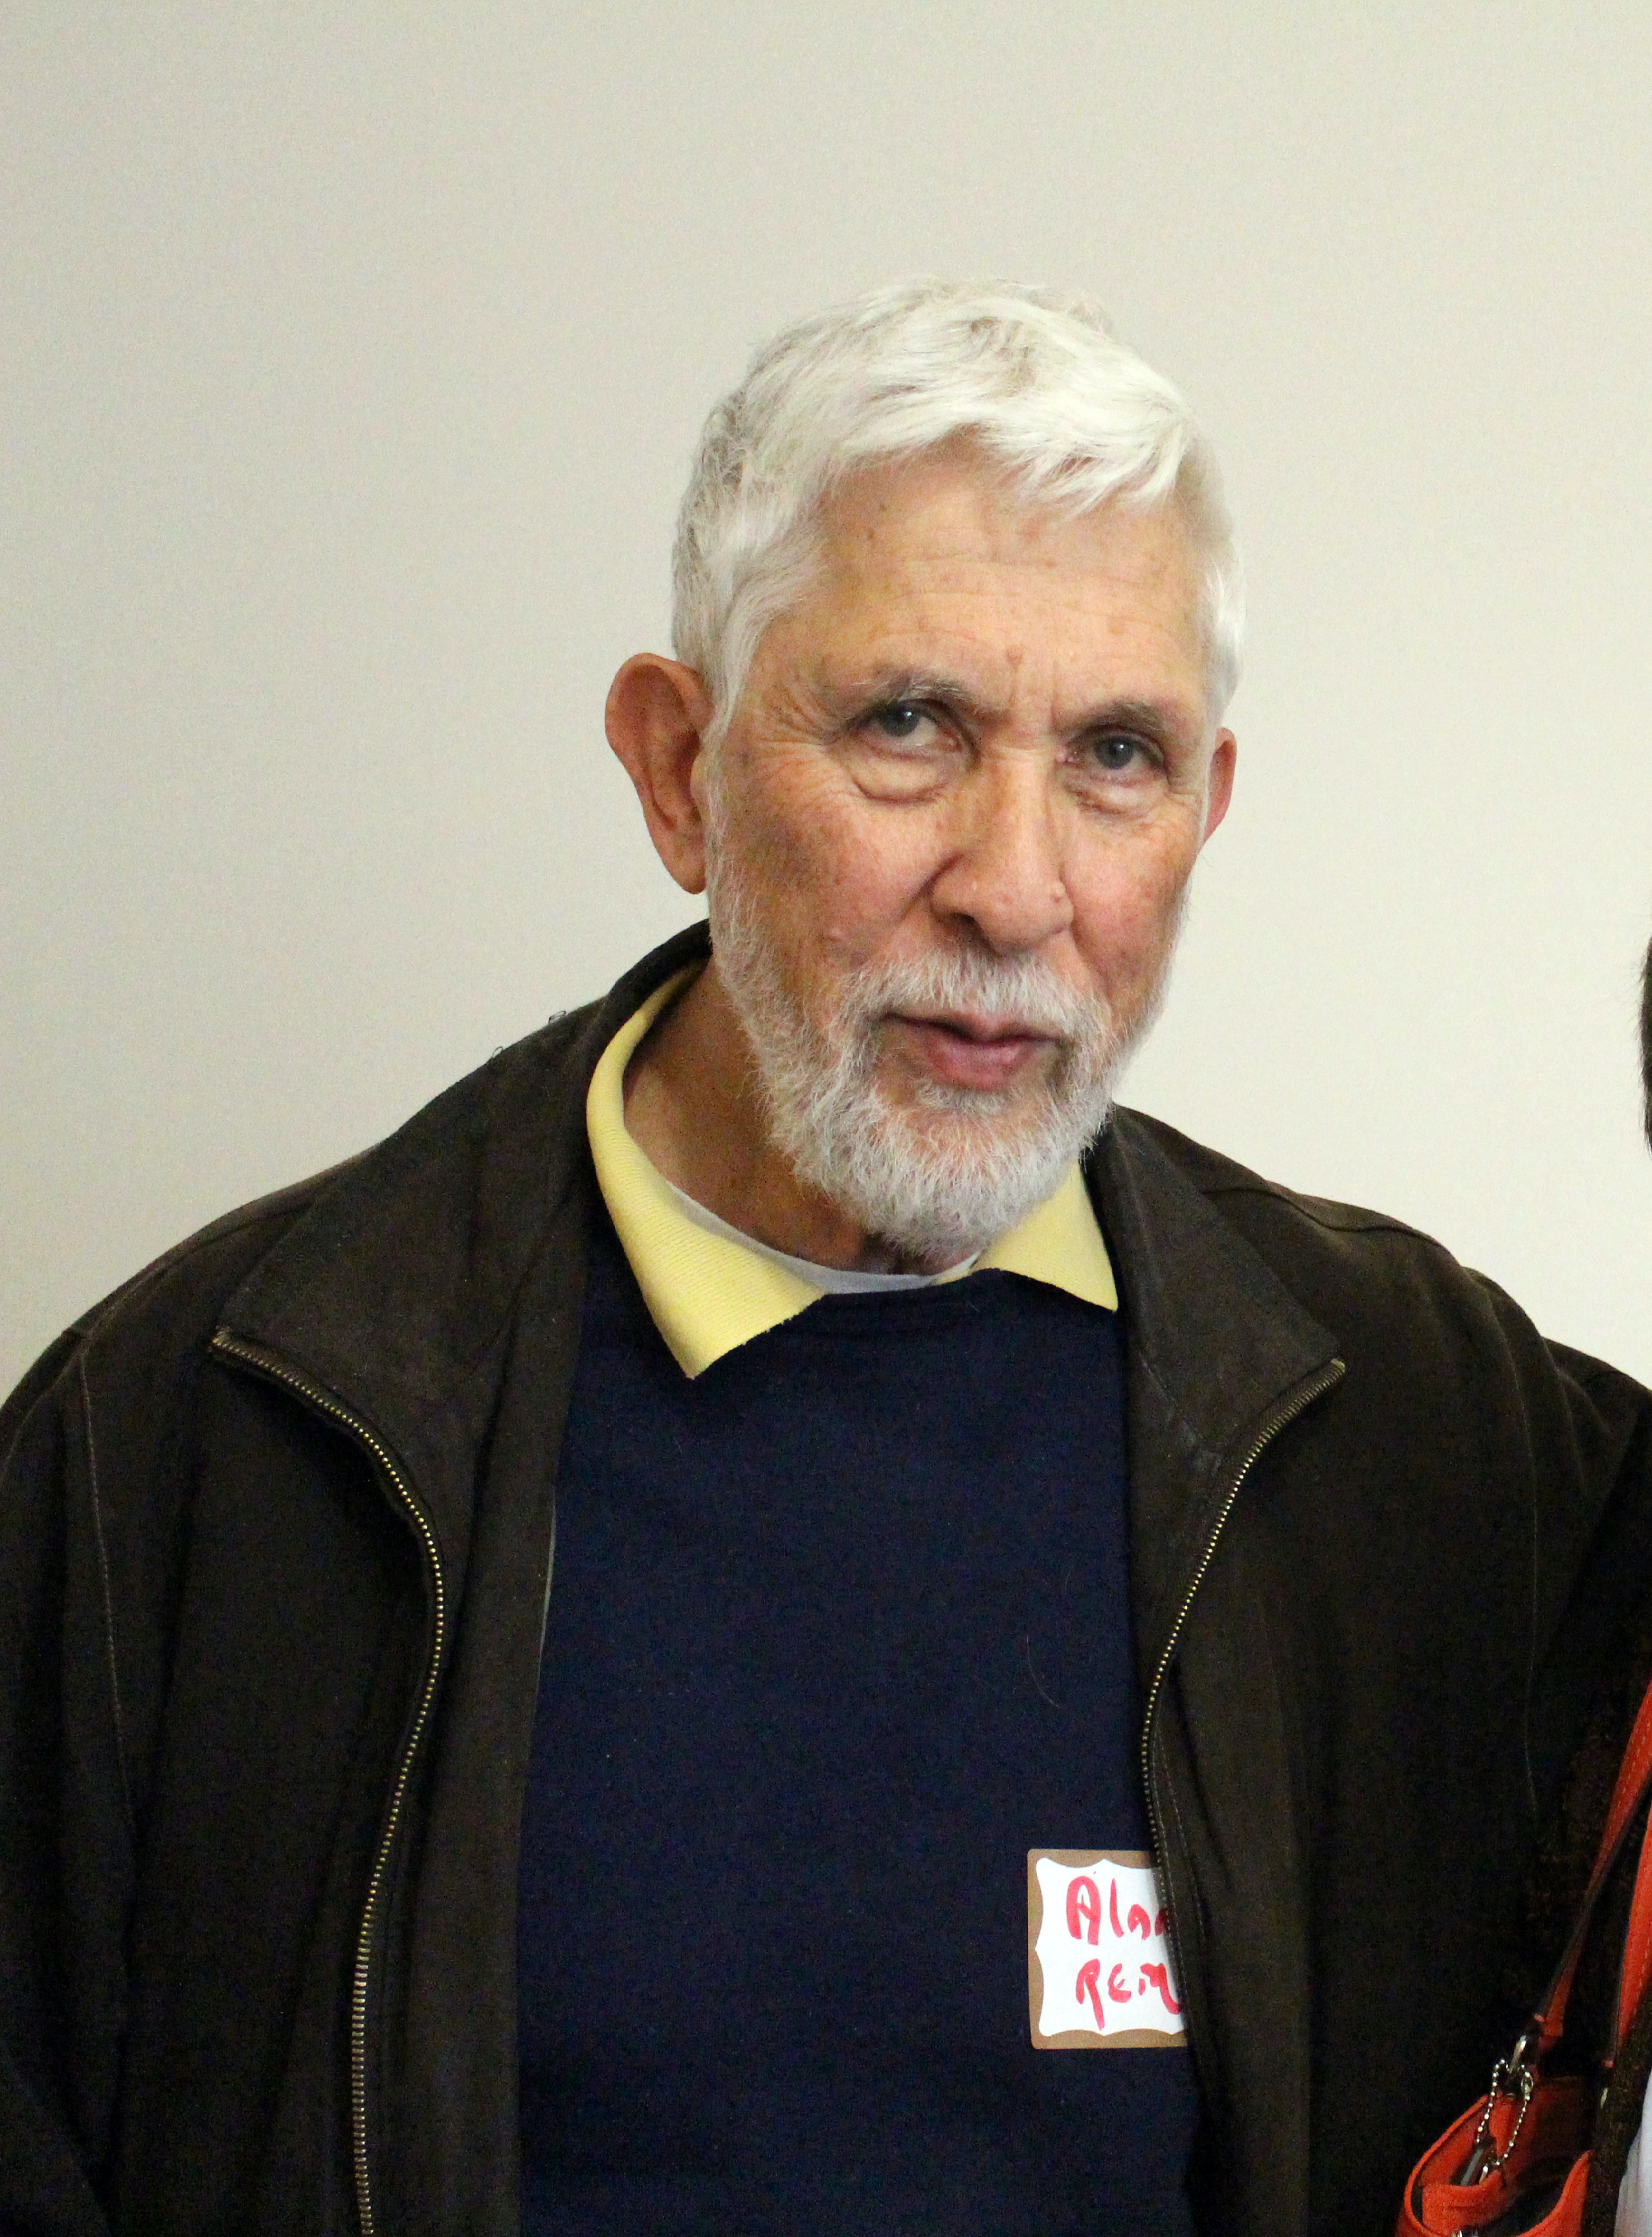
[1027,1849,1186,2049]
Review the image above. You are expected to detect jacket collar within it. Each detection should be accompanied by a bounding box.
[215,922,717,1591]
[1089,1111,1340,1680]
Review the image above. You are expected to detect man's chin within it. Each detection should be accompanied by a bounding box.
[897,1082,1050,1136]
[869,1079,1107,1180]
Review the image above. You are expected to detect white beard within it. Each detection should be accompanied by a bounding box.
[706,848,1178,1265]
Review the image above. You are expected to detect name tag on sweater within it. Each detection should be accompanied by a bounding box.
[1027,1851,1186,2049]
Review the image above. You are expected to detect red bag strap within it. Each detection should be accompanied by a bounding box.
[1603,1681,1652,1875]
[1450,1676,1652,2190]
[1409,1678,1652,2201]
[1615,1821,1652,2051]
[1537,1672,1652,2054]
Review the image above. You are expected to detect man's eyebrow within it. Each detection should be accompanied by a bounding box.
[1070,696,1195,744]
[817,667,992,720]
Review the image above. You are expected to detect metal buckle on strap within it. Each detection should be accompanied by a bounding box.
[1455,2031,1539,2186]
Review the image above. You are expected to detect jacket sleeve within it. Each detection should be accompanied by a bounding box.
[0,1331,126,2236]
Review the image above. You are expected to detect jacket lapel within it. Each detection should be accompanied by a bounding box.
[215,923,715,1598]
[1094,1113,1342,2237]
[1094,1115,1340,1681]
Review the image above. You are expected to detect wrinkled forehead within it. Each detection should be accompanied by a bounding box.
[811,443,1200,611]
[772,445,1211,706]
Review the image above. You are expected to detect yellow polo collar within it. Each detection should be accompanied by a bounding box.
[586,970,1118,1377]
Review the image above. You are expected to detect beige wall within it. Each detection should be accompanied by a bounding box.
[5,2,1652,1385]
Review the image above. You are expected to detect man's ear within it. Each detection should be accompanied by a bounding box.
[605,655,717,894]
[1201,729,1237,843]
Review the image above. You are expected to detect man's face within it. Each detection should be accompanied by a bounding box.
[697,440,1233,1252]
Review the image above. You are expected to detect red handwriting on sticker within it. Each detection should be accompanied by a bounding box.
[1108,1964,1130,2003]
[1076,1959,1106,2027]
[1066,1877,1100,1944]
[1138,1963,1182,2017]
[1106,1880,1155,1939]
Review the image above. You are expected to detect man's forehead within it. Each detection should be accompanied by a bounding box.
[788,474,1204,698]
[822,443,1195,566]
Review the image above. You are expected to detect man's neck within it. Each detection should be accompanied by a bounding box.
[620,964,939,1276]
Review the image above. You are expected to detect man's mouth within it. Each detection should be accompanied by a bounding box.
[887,1010,1061,1091]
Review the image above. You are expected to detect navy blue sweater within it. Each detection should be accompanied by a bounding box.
[518,1212,1198,2234]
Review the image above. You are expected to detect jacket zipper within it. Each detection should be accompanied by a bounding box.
[1139,1359,1346,2061]
[210,1330,447,2237]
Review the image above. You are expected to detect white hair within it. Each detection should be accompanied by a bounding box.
[672,276,1243,746]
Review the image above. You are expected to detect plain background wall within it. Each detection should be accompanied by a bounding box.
[5,3,1652,1390]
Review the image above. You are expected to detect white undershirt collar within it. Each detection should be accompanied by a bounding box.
[662,1176,979,1295]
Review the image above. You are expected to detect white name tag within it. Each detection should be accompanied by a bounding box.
[1027,1849,1186,2049]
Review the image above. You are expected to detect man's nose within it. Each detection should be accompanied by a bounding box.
[928,758,1075,954]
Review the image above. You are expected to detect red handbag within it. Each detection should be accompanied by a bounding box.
[1398,1678,1652,2236]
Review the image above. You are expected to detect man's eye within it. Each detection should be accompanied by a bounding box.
[1087,732,1150,774]
[868,702,939,745]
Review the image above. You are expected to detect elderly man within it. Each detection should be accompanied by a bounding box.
[3,280,1649,2237]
